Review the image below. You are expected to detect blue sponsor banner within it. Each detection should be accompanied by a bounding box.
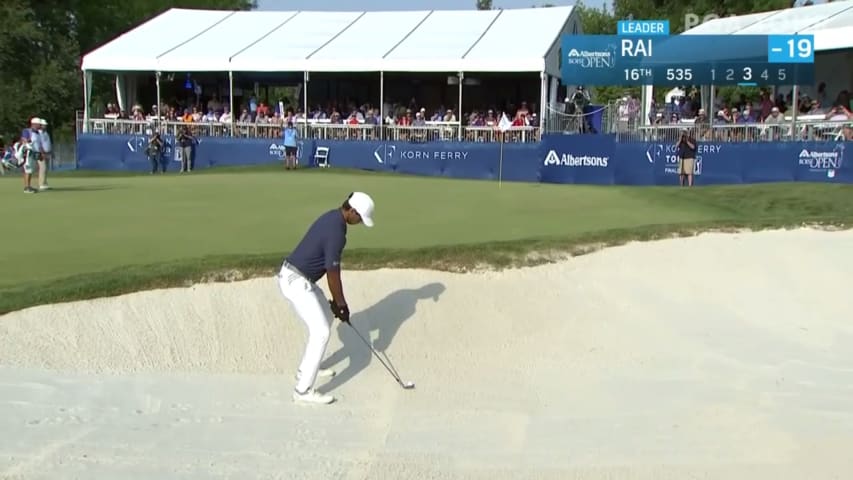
[77,134,311,171]
[613,142,656,185]
[76,134,852,186]
[540,134,615,184]
[310,139,544,183]
[793,142,850,182]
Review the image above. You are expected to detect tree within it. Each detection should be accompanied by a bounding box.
[476,0,493,10]
[571,1,636,104]
[612,0,791,34]
[576,0,798,105]
[0,0,254,143]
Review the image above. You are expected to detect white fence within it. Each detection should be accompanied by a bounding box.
[77,116,542,144]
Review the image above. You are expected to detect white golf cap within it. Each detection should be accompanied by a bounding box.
[348,191,375,227]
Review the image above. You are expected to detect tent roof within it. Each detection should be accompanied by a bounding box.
[682,0,853,51]
[81,6,578,74]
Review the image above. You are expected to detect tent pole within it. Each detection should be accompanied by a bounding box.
[709,84,715,137]
[229,71,235,138]
[457,71,464,141]
[303,71,309,139]
[791,84,799,139]
[379,70,384,141]
[155,71,162,133]
[83,70,90,133]
[539,71,547,136]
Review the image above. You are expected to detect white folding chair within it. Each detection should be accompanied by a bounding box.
[314,146,330,168]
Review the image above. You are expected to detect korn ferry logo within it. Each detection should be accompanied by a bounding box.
[565,44,618,69]
[544,150,609,167]
[798,147,844,177]
[373,144,469,163]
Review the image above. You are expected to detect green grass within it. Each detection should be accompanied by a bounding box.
[2,165,852,314]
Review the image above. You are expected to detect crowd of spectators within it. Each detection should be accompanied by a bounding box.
[95,82,852,143]
[648,84,853,126]
[102,95,540,130]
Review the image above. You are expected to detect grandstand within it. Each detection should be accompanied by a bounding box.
[79,6,583,144]
[77,3,853,147]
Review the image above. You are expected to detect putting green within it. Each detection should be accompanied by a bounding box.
[2,166,852,313]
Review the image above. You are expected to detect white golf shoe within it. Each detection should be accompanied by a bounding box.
[292,388,335,405]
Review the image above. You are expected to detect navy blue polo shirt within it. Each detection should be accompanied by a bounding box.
[285,209,347,282]
[678,135,697,159]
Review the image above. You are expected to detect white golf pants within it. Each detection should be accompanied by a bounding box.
[277,263,333,393]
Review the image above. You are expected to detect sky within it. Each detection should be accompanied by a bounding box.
[255,0,611,13]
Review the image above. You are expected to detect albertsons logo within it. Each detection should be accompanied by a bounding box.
[268,143,286,158]
[798,148,843,176]
[544,150,609,167]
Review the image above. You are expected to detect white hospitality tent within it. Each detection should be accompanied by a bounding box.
[80,6,582,132]
[678,0,853,118]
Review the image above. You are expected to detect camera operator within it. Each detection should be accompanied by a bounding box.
[676,127,697,187]
[567,85,591,133]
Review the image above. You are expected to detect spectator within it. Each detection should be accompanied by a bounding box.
[219,106,232,123]
[0,137,10,175]
[676,128,697,188]
[146,132,165,174]
[282,121,298,170]
[765,106,784,124]
[177,126,195,173]
[825,104,853,121]
[36,118,51,190]
[25,118,46,190]
[412,112,426,127]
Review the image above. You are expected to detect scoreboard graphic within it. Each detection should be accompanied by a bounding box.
[560,21,814,86]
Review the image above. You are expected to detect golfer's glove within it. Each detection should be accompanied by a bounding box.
[329,300,350,323]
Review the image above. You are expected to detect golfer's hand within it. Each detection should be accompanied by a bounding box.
[328,300,351,323]
[338,304,350,323]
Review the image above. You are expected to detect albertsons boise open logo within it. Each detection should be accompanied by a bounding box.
[798,148,843,177]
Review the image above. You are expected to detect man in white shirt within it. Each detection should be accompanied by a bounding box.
[219,106,232,123]
[35,118,51,190]
[26,118,44,187]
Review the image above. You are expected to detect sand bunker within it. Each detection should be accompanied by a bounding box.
[1,228,853,479]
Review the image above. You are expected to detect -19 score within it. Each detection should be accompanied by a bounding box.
[711,67,786,82]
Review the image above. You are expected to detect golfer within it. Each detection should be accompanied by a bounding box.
[277,191,375,404]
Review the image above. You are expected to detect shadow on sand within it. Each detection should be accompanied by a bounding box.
[316,282,446,393]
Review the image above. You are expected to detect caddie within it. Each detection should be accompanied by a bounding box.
[276,191,375,405]
[14,135,38,193]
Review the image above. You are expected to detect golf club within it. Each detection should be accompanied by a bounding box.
[347,323,415,390]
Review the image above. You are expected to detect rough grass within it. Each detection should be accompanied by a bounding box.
[1,165,851,314]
